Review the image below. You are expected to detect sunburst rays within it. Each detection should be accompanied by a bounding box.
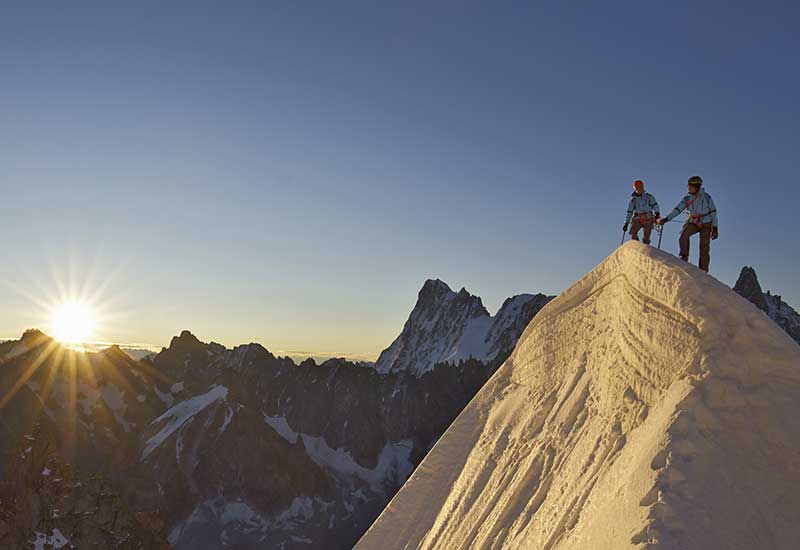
[0,249,142,457]
[1,247,134,349]
[50,301,96,343]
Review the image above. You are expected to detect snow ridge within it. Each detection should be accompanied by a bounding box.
[358,242,800,550]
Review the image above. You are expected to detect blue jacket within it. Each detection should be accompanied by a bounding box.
[664,190,718,227]
[625,192,660,224]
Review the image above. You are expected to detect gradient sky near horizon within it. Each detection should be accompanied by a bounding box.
[2,2,798,359]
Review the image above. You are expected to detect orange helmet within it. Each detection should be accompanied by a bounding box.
[633,180,644,190]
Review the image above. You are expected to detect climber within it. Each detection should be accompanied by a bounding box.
[623,180,660,245]
[658,175,718,272]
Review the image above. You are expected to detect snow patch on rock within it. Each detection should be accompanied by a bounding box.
[263,415,299,444]
[142,385,228,459]
[169,496,319,549]
[218,405,234,436]
[32,529,71,549]
[263,415,413,490]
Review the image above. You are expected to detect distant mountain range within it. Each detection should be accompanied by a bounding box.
[0,279,554,549]
[0,339,159,362]
[0,266,796,549]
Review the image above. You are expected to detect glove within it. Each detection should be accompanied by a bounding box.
[712,227,719,240]
[622,223,629,232]
[658,217,668,226]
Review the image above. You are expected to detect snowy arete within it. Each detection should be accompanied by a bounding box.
[357,242,800,550]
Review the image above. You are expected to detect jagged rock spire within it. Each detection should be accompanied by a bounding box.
[375,279,552,376]
[733,266,768,313]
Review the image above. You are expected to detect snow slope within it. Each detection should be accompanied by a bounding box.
[357,242,800,550]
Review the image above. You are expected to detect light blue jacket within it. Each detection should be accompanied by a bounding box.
[664,190,718,227]
[625,192,660,224]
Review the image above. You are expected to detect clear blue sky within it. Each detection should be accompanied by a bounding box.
[1,1,798,358]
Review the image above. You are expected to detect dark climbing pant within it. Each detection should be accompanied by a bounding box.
[630,217,654,244]
[679,223,713,272]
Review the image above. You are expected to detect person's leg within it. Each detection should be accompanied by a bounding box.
[643,221,653,244]
[679,224,699,260]
[630,218,642,241]
[699,225,712,272]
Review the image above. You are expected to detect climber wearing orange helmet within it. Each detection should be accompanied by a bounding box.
[623,180,660,245]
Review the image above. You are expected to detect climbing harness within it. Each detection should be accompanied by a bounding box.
[684,193,705,228]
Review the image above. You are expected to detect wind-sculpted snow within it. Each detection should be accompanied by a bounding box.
[357,242,800,550]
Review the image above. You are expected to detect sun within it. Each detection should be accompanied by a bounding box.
[50,301,96,343]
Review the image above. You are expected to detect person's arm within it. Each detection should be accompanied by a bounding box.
[708,194,719,238]
[625,198,635,224]
[649,194,660,217]
[707,195,718,227]
[664,196,688,222]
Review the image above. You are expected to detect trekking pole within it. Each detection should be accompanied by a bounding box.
[620,228,626,246]
[657,223,663,249]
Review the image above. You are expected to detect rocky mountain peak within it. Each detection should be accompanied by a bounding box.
[298,357,318,368]
[375,280,552,376]
[168,330,207,356]
[101,344,130,361]
[419,278,452,297]
[733,266,768,312]
[19,328,53,348]
[230,342,276,365]
[732,266,800,345]
[172,329,202,345]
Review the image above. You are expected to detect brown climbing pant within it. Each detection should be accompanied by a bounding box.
[679,223,713,272]
[630,217,654,244]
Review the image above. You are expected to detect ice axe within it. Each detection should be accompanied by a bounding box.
[656,222,664,249]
